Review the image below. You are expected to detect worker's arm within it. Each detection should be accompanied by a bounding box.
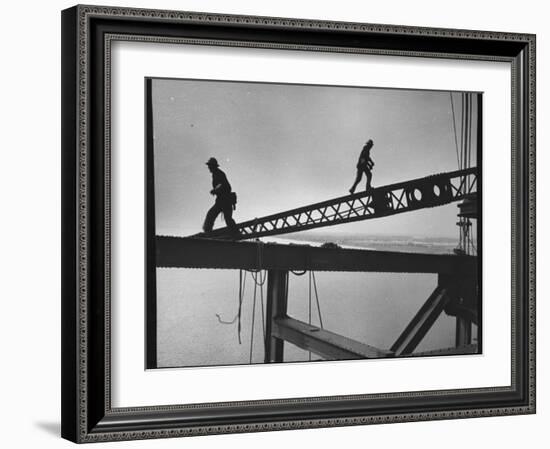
[210,183,222,195]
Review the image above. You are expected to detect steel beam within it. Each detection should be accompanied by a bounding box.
[408,343,479,357]
[455,317,473,346]
[156,236,477,275]
[390,287,451,356]
[272,317,393,360]
[201,167,477,240]
[440,272,479,326]
[264,270,289,363]
[458,194,478,219]
[445,303,479,326]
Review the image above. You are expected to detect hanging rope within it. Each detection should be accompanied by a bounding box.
[215,269,247,345]
[238,270,246,344]
[304,270,325,361]
[248,269,267,363]
[260,275,266,341]
[249,275,258,363]
[216,239,268,361]
[248,239,267,363]
[250,239,267,285]
[467,231,478,254]
[218,243,332,364]
[251,270,266,286]
[311,271,324,329]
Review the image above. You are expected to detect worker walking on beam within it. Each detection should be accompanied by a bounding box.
[349,139,375,194]
[202,157,238,234]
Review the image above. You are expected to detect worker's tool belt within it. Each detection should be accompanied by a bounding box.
[216,191,237,209]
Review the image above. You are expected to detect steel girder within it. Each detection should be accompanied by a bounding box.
[200,167,477,240]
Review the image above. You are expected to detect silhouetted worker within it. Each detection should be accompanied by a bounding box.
[349,139,375,194]
[202,157,238,234]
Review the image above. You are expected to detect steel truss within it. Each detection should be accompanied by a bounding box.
[201,167,477,240]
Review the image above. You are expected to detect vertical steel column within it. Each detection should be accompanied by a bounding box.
[455,317,472,346]
[440,272,476,348]
[145,79,157,369]
[264,270,289,363]
[476,93,483,352]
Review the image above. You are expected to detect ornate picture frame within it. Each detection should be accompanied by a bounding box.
[61,4,535,443]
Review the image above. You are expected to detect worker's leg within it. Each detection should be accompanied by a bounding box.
[222,203,238,233]
[349,169,363,194]
[203,203,222,232]
[365,168,373,190]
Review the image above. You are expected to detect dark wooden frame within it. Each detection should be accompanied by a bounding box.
[61,4,536,443]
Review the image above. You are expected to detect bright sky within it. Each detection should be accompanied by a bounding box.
[150,78,479,238]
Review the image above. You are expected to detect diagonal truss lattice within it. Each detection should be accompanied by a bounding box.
[200,167,477,240]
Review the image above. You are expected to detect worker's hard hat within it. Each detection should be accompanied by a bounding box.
[205,157,219,167]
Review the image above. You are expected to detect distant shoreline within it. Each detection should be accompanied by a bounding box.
[262,233,460,255]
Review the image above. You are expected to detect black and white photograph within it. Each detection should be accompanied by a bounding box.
[56,3,538,445]
[145,77,481,369]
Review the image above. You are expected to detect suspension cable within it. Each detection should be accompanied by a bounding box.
[466,94,473,168]
[308,271,312,361]
[460,92,465,170]
[450,92,461,169]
